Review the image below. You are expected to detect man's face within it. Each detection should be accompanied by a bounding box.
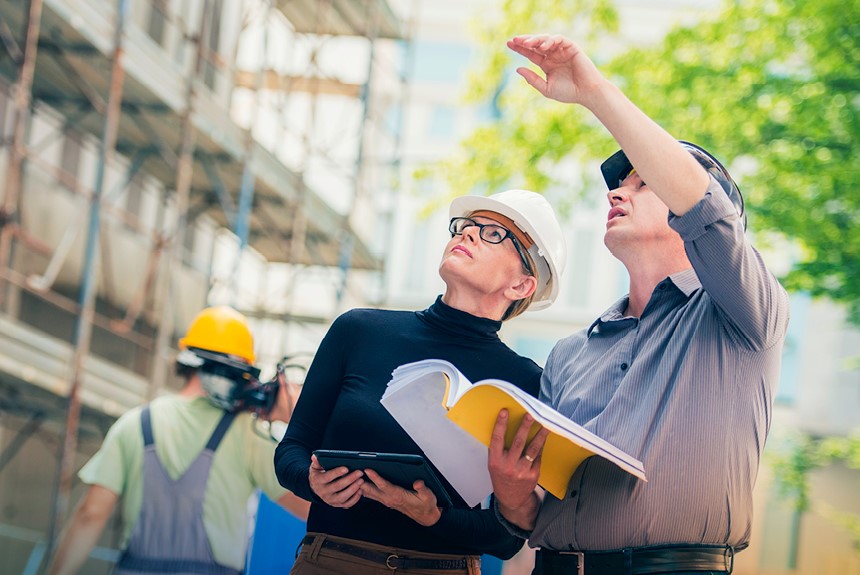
[603,171,678,254]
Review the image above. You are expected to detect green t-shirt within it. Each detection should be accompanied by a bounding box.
[79,394,286,569]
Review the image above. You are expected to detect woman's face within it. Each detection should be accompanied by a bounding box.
[439,214,532,299]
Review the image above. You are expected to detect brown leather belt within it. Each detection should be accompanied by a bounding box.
[300,535,473,571]
[536,544,734,575]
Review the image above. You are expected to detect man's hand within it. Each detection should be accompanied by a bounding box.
[508,33,710,214]
[276,490,311,522]
[488,409,548,531]
[506,34,605,106]
[267,372,302,423]
[360,469,442,527]
[309,454,364,508]
[47,484,118,575]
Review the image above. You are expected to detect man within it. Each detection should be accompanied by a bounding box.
[488,35,790,575]
[47,305,309,574]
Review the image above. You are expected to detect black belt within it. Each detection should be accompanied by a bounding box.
[536,545,734,575]
[300,535,471,571]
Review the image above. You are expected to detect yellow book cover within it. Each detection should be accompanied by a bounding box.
[447,382,647,500]
[381,359,646,506]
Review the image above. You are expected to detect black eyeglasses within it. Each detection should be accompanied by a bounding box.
[448,217,533,274]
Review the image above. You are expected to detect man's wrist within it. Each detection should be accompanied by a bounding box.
[492,494,535,539]
[497,491,539,531]
[579,77,618,114]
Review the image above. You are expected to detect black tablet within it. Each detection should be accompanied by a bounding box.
[313,450,453,508]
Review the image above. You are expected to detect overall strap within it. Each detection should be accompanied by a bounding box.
[141,405,236,451]
[140,406,154,447]
[205,411,237,452]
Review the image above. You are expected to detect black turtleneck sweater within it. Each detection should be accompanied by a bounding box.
[274,296,541,558]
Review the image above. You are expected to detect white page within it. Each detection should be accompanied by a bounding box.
[384,359,471,408]
[381,367,493,507]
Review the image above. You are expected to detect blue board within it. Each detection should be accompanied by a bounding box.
[246,493,307,574]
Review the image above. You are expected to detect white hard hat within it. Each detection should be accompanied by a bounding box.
[449,190,566,311]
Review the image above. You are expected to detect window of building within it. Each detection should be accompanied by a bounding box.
[566,228,594,308]
[59,129,82,190]
[427,105,456,139]
[411,41,471,85]
[124,176,145,230]
[756,481,800,570]
[0,83,9,139]
[513,336,556,368]
[182,220,196,265]
[405,217,430,292]
[147,0,170,46]
[202,0,223,90]
[775,292,809,406]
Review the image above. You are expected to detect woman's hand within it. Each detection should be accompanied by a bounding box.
[309,454,365,508]
[360,469,442,527]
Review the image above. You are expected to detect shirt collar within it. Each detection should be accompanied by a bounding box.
[587,269,701,336]
[587,295,630,336]
[668,268,701,297]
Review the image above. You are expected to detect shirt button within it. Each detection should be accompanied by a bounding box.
[570,490,578,498]
[621,363,628,371]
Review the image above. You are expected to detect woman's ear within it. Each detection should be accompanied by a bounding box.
[505,273,537,302]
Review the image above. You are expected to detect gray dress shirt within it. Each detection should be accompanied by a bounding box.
[523,177,790,551]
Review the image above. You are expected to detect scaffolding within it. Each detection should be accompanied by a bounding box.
[223,0,415,362]
[0,0,410,571]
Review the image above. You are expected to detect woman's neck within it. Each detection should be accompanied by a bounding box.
[441,288,508,321]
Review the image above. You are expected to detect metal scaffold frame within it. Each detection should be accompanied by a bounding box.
[0,0,410,571]
[227,0,415,346]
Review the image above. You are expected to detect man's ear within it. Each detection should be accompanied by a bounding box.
[506,274,537,301]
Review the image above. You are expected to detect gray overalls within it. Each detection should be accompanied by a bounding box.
[114,406,241,575]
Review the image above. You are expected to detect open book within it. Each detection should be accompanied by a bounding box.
[380,359,646,507]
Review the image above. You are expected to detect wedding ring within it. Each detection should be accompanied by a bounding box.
[524,454,534,462]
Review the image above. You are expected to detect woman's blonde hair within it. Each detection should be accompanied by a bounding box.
[502,247,538,321]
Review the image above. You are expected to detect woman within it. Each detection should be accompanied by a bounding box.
[275,189,566,574]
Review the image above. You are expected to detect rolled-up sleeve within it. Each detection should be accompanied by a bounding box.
[670,176,790,351]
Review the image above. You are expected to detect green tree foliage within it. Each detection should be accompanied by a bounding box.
[434,0,860,319]
[414,0,619,213]
[769,432,860,551]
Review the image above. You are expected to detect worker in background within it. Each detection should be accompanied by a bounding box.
[47,305,309,575]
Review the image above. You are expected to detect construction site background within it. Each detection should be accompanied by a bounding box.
[0,1,857,574]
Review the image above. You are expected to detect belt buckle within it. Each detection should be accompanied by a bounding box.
[559,551,585,575]
[386,553,399,570]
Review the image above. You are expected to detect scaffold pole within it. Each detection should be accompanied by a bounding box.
[0,0,43,312]
[149,0,211,397]
[42,0,129,568]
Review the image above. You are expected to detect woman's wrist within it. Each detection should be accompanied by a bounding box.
[415,505,443,527]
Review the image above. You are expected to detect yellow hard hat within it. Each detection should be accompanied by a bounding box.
[178,306,256,364]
